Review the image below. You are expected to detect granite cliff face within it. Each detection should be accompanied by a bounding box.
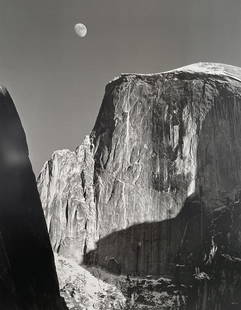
[38,63,241,281]
[38,136,96,264]
[0,87,66,309]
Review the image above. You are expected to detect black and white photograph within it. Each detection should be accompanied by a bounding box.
[0,1,241,309]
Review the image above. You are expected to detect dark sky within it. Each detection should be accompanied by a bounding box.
[0,0,241,175]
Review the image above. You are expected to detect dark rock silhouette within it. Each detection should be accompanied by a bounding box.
[0,87,66,309]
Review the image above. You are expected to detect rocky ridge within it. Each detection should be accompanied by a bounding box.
[38,136,96,263]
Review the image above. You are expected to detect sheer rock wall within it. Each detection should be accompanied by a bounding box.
[38,63,241,277]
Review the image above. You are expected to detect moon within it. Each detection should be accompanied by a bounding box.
[74,23,87,38]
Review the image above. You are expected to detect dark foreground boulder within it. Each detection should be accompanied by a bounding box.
[0,87,66,309]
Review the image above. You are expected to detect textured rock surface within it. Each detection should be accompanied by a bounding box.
[0,88,66,309]
[38,136,96,264]
[92,62,241,234]
[38,63,241,280]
